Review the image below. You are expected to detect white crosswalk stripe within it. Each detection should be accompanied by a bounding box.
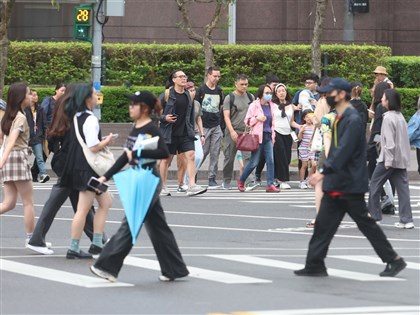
[1,254,417,287]
[208,255,405,282]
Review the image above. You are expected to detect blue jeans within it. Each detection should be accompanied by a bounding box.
[240,132,274,186]
[31,143,47,176]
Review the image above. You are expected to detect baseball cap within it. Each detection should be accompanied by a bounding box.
[124,91,156,108]
[185,82,195,90]
[317,78,351,94]
[373,66,388,75]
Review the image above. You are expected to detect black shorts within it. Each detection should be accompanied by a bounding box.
[168,136,195,155]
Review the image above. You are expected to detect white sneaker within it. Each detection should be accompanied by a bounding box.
[245,182,260,192]
[90,265,117,282]
[26,244,54,255]
[299,181,308,189]
[280,182,291,190]
[160,186,171,196]
[394,222,415,229]
[158,275,188,282]
[25,238,52,248]
[186,185,207,196]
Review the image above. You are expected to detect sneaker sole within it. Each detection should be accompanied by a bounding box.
[245,186,259,192]
[207,185,221,190]
[186,188,207,196]
[90,266,117,282]
[26,244,54,255]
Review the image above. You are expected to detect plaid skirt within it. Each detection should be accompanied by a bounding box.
[1,149,31,182]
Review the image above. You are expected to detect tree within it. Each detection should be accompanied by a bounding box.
[311,0,329,77]
[176,0,233,76]
[0,0,15,98]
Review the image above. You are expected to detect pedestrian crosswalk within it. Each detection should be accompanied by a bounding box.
[1,254,418,288]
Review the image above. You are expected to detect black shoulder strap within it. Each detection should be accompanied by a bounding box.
[197,85,205,104]
[246,91,254,104]
[229,92,235,110]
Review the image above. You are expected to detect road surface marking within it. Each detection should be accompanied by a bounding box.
[208,255,405,282]
[123,256,271,284]
[330,255,420,270]
[0,259,133,288]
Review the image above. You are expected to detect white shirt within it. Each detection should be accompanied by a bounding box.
[274,105,294,135]
[76,110,100,148]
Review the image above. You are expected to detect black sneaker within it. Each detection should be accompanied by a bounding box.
[294,268,328,277]
[380,258,407,277]
[88,244,103,255]
[66,249,93,259]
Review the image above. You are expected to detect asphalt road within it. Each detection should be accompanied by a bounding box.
[1,179,419,315]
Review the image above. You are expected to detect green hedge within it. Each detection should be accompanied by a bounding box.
[6,42,391,89]
[385,56,420,89]
[29,85,419,123]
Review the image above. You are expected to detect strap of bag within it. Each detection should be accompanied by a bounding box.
[73,114,90,150]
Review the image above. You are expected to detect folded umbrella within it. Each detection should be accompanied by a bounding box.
[113,165,160,244]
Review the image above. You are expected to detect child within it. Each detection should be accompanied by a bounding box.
[298,110,316,189]
[90,91,189,282]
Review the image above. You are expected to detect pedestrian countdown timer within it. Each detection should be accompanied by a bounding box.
[74,5,92,42]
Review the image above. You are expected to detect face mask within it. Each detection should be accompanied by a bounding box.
[326,95,338,108]
[263,94,272,102]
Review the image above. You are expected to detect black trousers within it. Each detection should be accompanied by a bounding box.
[29,181,103,247]
[255,132,293,182]
[94,185,189,279]
[305,194,398,271]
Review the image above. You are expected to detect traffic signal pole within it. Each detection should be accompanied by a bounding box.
[91,0,104,119]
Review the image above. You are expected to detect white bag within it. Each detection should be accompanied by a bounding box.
[310,128,323,152]
[73,115,115,176]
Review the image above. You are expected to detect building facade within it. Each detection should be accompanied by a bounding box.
[9,0,420,55]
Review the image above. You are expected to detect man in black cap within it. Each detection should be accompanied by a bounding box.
[294,78,406,278]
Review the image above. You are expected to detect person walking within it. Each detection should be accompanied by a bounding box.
[60,83,114,259]
[373,66,394,89]
[196,66,224,188]
[25,89,49,183]
[159,70,206,197]
[40,82,66,126]
[237,84,279,193]
[222,74,254,190]
[26,85,106,255]
[90,91,189,283]
[294,78,406,278]
[408,97,420,176]
[0,83,35,245]
[368,89,414,228]
[297,110,316,189]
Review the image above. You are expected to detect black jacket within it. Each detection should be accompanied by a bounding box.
[25,106,47,146]
[350,99,368,129]
[159,88,195,144]
[322,106,369,194]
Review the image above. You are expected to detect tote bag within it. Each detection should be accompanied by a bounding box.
[236,127,259,152]
[73,115,115,176]
[310,127,323,152]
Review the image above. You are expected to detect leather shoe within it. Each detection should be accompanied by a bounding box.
[66,249,93,259]
[294,267,328,277]
[380,257,406,277]
[88,244,103,255]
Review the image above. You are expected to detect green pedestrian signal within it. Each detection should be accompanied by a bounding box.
[73,5,92,42]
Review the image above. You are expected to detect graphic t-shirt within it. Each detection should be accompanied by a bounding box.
[196,84,223,129]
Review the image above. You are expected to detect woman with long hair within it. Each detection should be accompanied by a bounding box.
[0,83,35,244]
[368,89,414,229]
[27,84,105,255]
[90,91,189,282]
[60,83,114,259]
[237,84,279,193]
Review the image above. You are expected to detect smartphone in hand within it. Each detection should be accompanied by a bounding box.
[88,177,109,192]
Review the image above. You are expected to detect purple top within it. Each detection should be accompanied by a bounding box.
[261,104,272,133]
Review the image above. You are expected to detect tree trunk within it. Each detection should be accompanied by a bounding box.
[203,38,214,79]
[0,0,15,98]
[311,0,329,77]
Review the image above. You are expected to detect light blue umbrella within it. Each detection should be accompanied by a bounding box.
[113,164,160,244]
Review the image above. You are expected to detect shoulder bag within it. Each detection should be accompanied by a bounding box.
[236,126,259,152]
[73,115,115,176]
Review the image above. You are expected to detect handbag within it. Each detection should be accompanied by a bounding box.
[310,127,323,152]
[236,127,259,152]
[73,115,115,176]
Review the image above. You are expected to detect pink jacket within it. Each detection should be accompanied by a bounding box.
[244,99,276,144]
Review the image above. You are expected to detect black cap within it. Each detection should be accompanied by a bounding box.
[317,78,351,93]
[124,91,156,108]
